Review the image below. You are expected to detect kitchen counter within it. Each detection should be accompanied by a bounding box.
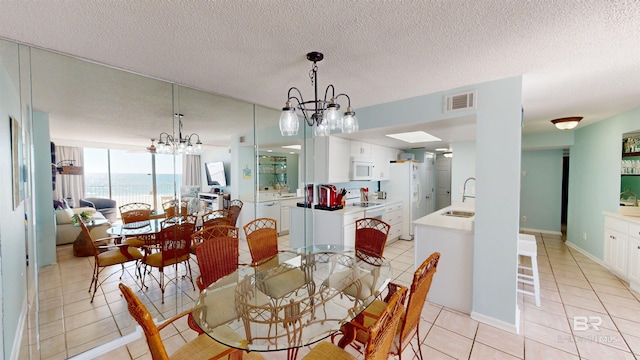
[413,202,475,232]
[414,202,475,313]
[238,194,302,203]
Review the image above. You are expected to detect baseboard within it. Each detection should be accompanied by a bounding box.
[519,227,562,236]
[10,297,28,360]
[564,241,605,267]
[471,310,520,334]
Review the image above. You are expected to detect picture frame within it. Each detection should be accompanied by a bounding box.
[10,116,24,209]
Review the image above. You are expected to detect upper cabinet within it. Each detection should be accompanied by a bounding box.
[314,136,351,183]
[371,144,400,181]
[350,141,372,158]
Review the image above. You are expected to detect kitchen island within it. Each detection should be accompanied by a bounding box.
[289,198,403,248]
[413,202,475,313]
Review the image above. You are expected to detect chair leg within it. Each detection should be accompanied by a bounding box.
[160,268,165,304]
[185,260,195,291]
[90,266,101,303]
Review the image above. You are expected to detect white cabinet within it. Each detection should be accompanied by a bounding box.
[371,145,402,181]
[627,222,640,285]
[350,141,371,158]
[343,211,364,248]
[603,213,640,291]
[279,198,299,235]
[604,216,629,277]
[314,136,350,183]
[314,210,364,247]
[383,201,403,242]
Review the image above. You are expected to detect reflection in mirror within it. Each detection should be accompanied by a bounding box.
[29,47,178,357]
[621,130,640,207]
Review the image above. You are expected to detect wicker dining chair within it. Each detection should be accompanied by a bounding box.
[119,202,152,223]
[162,199,188,219]
[228,199,244,227]
[302,286,408,360]
[187,225,242,334]
[355,217,391,265]
[350,252,441,360]
[141,221,196,303]
[242,218,279,264]
[202,209,233,228]
[118,283,261,360]
[79,218,143,303]
[243,217,308,307]
[193,225,240,291]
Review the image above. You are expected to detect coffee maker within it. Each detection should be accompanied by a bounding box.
[318,184,338,208]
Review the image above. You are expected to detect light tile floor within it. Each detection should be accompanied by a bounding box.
[20,232,640,359]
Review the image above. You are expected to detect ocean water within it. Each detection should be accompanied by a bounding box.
[85,173,183,198]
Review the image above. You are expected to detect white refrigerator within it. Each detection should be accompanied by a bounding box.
[381,162,426,240]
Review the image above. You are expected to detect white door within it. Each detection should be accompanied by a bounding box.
[436,156,451,210]
[423,152,435,215]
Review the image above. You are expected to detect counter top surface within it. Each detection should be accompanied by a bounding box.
[238,194,303,203]
[603,211,640,223]
[289,197,404,216]
[413,203,475,232]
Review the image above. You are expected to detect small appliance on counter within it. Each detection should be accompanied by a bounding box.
[315,184,344,210]
[297,183,314,208]
[377,191,387,199]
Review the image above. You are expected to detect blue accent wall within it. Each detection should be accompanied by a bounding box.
[520,149,563,232]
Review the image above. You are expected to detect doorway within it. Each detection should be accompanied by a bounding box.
[436,155,452,210]
[561,149,570,239]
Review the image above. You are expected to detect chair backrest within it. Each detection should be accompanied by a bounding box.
[202,209,232,228]
[355,218,391,263]
[119,202,152,223]
[193,225,239,291]
[162,199,188,219]
[119,283,170,360]
[243,218,278,264]
[78,218,99,258]
[155,222,195,267]
[228,199,243,227]
[399,252,440,344]
[364,286,408,360]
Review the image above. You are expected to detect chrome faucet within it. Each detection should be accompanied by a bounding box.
[462,177,476,202]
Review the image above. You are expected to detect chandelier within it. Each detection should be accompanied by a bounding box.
[156,114,203,154]
[279,51,359,137]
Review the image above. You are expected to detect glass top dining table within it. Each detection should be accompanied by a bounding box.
[191,245,392,354]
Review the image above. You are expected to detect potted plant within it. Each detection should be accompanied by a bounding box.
[71,210,94,226]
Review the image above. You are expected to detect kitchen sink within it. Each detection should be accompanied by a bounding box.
[442,210,475,218]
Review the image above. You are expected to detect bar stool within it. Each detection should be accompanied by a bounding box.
[517,233,541,307]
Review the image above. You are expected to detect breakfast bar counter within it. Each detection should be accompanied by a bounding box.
[413,202,475,313]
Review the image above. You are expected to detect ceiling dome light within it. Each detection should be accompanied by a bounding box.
[551,116,583,130]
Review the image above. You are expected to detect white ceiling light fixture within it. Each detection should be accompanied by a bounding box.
[443,152,453,158]
[551,116,583,130]
[435,147,449,152]
[156,114,203,154]
[281,144,302,150]
[386,131,441,144]
[280,52,358,137]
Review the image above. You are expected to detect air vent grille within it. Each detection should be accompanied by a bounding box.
[444,91,476,113]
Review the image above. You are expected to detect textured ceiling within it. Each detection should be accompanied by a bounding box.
[0,1,638,150]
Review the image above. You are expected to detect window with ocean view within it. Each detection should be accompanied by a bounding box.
[84,148,182,212]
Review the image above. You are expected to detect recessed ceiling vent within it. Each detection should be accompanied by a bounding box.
[444,91,476,113]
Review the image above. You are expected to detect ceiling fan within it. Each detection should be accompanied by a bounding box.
[147,139,157,153]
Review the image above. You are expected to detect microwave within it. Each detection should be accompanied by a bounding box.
[350,157,374,180]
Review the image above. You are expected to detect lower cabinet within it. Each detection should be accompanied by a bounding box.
[382,201,403,242]
[603,213,640,291]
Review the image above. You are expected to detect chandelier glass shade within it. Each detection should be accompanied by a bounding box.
[156,114,203,154]
[279,52,359,137]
